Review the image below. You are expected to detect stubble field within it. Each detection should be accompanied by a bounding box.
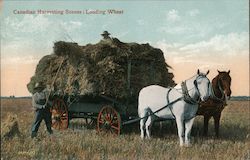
[1,98,249,160]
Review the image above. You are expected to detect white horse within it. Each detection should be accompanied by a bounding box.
[138,70,211,147]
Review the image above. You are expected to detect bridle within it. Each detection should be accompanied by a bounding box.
[181,75,210,105]
[210,76,228,103]
[217,77,225,99]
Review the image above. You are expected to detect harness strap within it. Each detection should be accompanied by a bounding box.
[218,79,225,99]
[181,81,198,105]
[166,88,171,104]
[122,97,182,125]
[166,88,176,119]
[209,79,225,103]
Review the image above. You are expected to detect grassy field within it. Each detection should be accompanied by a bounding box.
[1,98,249,160]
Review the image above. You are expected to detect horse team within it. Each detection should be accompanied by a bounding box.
[138,70,231,147]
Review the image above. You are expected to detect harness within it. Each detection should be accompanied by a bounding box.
[218,80,225,98]
[166,88,176,119]
[122,96,182,125]
[181,81,199,105]
[210,78,225,103]
[122,75,208,125]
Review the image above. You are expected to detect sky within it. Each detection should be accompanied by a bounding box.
[1,0,249,96]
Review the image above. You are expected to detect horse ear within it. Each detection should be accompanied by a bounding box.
[217,70,221,73]
[206,70,210,75]
[228,70,230,74]
[197,69,200,75]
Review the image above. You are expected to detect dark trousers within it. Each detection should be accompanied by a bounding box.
[31,108,53,137]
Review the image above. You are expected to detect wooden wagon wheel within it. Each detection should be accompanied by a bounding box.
[50,98,69,130]
[97,106,121,135]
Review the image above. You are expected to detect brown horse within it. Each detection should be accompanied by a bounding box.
[197,70,231,137]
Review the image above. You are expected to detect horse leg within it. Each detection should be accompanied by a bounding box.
[203,115,211,136]
[175,117,184,147]
[139,110,148,139]
[213,113,221,137]
[184,117,195,147]
[159,121,163,132]
[145,115,153,139]
[140,119,145,139]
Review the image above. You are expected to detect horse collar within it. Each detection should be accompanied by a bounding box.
[181,81,199,105]
[216,77,225,99]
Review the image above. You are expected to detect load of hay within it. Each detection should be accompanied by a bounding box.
[27,35,175,101]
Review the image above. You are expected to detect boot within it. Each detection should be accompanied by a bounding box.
[31,132,37,138]
[47,129,53,135]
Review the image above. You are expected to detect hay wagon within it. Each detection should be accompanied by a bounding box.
[28,39,175,135]
[50,60,145,135]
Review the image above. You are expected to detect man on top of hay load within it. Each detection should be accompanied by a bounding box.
[100,31,113,43]
[31,82,53,138]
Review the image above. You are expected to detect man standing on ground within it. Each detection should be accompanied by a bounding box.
[31,82,53,138]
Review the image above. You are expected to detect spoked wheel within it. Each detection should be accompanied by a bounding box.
[97,106,121,135]
[50,98,69,130]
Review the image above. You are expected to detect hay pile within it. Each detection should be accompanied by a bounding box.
[1,114,20,139]
[27,37,175,101]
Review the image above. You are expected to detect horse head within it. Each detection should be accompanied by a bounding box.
[217,70,232,100]
[195,69,211,102]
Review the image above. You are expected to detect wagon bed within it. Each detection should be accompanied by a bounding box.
[50,94,139,135]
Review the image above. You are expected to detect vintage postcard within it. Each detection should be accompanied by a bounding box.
[1,0,249,159]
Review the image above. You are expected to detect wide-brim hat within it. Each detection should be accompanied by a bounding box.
[101,31,111,36]
[34,82,45,89]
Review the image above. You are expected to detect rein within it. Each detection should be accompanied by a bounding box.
[210,77,225,103]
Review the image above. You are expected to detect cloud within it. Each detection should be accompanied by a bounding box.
[167,9,180,22]
[2,38,50,57]
[3,15,50,35]
[2,15,85,60]
[180,32,249,55]
[2,15,84,42]
[155,39,182,56]
[1,56,39,65]
[137,19,147,26]
[187,9,200,17]
[60,21,83,33]
[116,31,129,38]
[154,32,249,67]
[159,9,234,41]
[159,20,214,38]
[159,25,191,35]
[159,15,211,37]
